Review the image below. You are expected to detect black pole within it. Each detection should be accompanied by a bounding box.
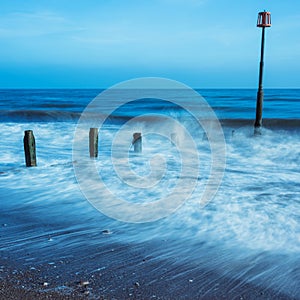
[254,26,265,134]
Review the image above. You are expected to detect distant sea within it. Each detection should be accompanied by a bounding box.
[0,89,299,123]
[0,88,299,298]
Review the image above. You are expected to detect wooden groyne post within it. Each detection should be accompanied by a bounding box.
[89,128,98,158]
[24,130,37,167]
[133,132,142,153]
[254,11,271,135]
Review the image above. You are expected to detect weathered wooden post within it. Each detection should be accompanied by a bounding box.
[89,128,98,158]
[254,11,271,135]
[133,132,142,153]
[23,130,37,167]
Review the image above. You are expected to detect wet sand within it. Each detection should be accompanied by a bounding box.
[0,241,295,300]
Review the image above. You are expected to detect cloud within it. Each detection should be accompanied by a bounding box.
[159,0,207,6]
[0,10,83,38]
[71,35,135,45]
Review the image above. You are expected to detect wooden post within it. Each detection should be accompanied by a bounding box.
[202,132,208,141]
[89,128,98,158]
[24,130,37,167]
[133,132,142,153]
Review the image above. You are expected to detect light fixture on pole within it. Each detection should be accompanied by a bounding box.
[254,11,271,134]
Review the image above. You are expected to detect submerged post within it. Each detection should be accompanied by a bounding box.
[133,132,142,153]
[171,133,178,145]
[23,130,37,167]
[89,128,98,158]
[254,10,271,135]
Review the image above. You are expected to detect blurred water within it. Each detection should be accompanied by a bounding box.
[0,89,300,297]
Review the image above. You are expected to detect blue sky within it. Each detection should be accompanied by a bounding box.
[0,0,299,88]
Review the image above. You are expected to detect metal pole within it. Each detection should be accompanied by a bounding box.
[254,26,265,134]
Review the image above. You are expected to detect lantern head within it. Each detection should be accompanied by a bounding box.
[257,11,271,28]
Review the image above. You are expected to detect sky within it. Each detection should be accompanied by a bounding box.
[0,0,299,88]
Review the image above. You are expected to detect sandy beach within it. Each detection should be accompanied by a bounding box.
[0,239,296,300]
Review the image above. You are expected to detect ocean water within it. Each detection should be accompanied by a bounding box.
[0,88,300,297]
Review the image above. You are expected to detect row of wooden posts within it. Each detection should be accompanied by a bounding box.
[23,129,142,167]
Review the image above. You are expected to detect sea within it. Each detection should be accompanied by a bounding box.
[0,88,299,298]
